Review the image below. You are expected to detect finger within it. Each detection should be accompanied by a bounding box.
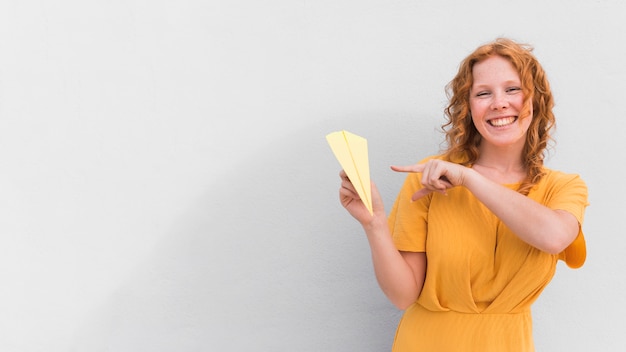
[421,162,434,189]
[339,189,359,210]
[339,184,359,199]
[411,188,433,201]
[390,164,424,173]
[431,163,448,191]
[340,178,359,197]
[411,179,451,201]
[339,170,354,187]
[438,176,453,189]
[421,162,447,192]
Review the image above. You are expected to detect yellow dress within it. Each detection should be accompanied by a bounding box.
[387,160,588,352]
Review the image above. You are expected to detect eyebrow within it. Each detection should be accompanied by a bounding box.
[472,80,521,89]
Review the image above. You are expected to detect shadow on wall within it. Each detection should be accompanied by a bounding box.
[71,112,440,352]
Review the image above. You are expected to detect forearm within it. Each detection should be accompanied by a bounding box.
[362,218,424,309]
[463,169,578,254]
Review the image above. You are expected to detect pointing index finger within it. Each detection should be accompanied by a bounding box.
[390,164,424,173]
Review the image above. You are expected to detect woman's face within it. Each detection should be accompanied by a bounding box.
[469,55,531,150]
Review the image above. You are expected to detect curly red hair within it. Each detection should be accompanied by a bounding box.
[441,38,555,195]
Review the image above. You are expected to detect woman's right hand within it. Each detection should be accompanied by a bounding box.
[338,170,384,227]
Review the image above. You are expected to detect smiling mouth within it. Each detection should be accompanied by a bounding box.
[488,116,517,127]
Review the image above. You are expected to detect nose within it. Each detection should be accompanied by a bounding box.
[490,93,509,110]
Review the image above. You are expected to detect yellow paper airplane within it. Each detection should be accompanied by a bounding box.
[326,130,373,215]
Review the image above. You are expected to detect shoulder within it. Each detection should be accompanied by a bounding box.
[532,168,589,205]
[418,154,446,163]
[539,168,587,189]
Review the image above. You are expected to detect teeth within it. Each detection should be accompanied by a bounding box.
[489,117,516,127]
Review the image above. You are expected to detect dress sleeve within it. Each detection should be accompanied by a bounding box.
[388,172,432,252]
[545,173,589,268]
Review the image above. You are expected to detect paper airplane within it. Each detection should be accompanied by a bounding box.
[326,130,373,215]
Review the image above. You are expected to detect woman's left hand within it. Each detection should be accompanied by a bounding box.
[391,159,469,201]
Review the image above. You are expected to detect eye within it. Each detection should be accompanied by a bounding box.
[475,91,490,97]
[506,87,522,93]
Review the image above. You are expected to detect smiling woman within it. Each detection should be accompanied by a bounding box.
[336,38,589,352]
[442,38,556,195]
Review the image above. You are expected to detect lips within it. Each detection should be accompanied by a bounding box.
[488,116,517,127]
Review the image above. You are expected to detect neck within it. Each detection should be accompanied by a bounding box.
[474,142,525,172]
[472,144,527,184]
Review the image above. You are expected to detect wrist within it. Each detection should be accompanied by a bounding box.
[362,213,388,233]
[462,167,480,189]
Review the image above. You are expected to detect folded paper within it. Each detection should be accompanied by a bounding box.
[326,130,373,215]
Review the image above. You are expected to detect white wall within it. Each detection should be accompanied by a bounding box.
[0,0,623,351]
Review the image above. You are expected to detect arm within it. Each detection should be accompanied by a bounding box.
[363,217,426,309]
[462,169,579,254]
[392,161,579,254]
[339,170,426,309]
